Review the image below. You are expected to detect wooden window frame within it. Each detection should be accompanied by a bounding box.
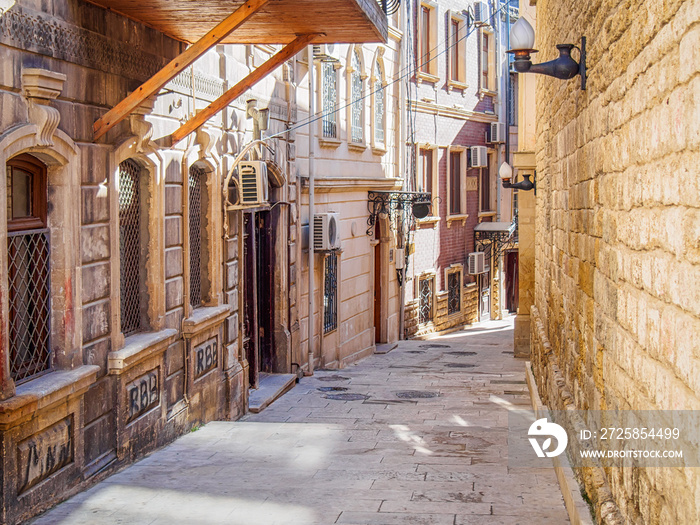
[416,144,439,224]
[417,0,439,82]
[479,27,497,96]
[479,151,497,215]
[317,59,342,147]
[447,11,468,91]
[6,154,47,232]
[447,146,467,226]
[347,45,367,151]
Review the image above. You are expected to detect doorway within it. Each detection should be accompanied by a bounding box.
[478,269,491,321]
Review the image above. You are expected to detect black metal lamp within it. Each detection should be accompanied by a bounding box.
[507,17,586,90]
[500,162,535,191]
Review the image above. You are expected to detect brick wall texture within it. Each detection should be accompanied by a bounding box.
[530,0,700,523]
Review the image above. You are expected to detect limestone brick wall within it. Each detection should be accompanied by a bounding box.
[531,0,700,523]
[405,283,478,338]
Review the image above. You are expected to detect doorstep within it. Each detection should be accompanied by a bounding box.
[374,342,398,354]
[248,373,296,413]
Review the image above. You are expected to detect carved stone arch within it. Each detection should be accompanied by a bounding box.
[0,125,82,396]
[109,137,166,349]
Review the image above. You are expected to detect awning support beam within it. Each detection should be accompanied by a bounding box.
[170,33,320,145]
[93,0,270,141]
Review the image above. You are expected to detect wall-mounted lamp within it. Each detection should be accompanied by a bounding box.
[500,162,535,192]
[507,17,586,90]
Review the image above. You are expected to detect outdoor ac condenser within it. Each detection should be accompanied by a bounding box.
[489,122,505,143]
[467,252,486,274]
[470,146,488,168]
[237,161,269,206]
[313,213,341,251]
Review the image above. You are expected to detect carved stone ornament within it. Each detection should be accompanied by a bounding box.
[129,96,156,153]
[195,125,216,160]
[21,68,66,147]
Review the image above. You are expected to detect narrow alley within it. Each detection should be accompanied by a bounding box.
[32,319,569,525]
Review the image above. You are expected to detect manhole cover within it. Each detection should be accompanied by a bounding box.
[395,390,440,399]
[316,375,350,382]
[446,363,477,368]
[419,344,451,349]
[446,351,477,356]
[406,350,425,354]
[324,393,369,401]
[317,386,349,392]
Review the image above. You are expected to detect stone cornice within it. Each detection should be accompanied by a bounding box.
[409,100,498,123]
[302,176,403,193]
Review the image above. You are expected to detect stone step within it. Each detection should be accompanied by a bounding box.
[248,373,296,413]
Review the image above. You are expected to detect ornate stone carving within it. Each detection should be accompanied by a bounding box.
[22,68,66,147]
[129,97,156,153]
[195,125,217,160]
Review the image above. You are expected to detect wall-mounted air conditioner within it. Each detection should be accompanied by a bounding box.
[467,252,486,274]
[313,44,340,61]
[470,146,488,168]
[489,122,505,143]
[237,161,269,206]
[473,1,490,26]
[314,212,341,251]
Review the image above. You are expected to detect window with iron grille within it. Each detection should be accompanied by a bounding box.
[323,253,338,333]
[418,276,434,324]
[351,50,364,143]
[374,62,385,145]
[119,159,143,336]
[447,271,461,315]
[322,61,337,139]
[189,165,205,308]
[6,155,51,382]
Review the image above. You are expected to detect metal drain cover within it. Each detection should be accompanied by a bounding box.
[406,350,425,354]
[317,386,349,392]
[446,351,477,356]
[446,363,477,368]
[395,390,440,399]
[316,375,350,382]
[323,393,369,401]
[419,344,451,349]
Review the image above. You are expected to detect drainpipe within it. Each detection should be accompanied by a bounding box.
[307,45,315,375]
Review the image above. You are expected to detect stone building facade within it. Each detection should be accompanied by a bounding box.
[403,0,517,337]
[526,0,700,522]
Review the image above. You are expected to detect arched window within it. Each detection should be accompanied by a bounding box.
[373,61,385,145]
[6,154,51,381]
[118,159,144,335]
[321,61,338,139]
[350,50,364,144]
[189,165,206,308]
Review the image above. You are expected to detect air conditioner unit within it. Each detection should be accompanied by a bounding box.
[313,43,340,61]
[473,1,490,26]
[489,122,506,143]
[467,252,486,274]
[313,212,341,251]
[238,161,269,206]
[470,146,488,168]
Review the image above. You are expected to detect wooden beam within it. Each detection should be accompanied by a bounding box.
[171,33,319,145]
[93,0,270,141]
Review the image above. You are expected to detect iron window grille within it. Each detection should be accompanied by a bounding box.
[322,61,337,139]
[374,63,385,144]
[189,165,205,308]
[351,51,364,143]
[447,271,461,315]
[323,253,338,333]
[8,229,51,382]
[119,159,142,336]
[418,276,434,324]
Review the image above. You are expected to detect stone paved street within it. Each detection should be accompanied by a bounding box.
[33,319,570,524]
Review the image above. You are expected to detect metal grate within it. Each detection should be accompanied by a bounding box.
[119,159,142,336]
[351,51,364,143]
[8,229,51,382]
[447,271,461,315]
[419,276,434,324]
[189,165,205,308]
[323,253,338,333]
[374,62,385,144]
[322,61,337,138]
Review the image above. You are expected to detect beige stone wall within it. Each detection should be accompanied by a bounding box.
[530,0,700,523]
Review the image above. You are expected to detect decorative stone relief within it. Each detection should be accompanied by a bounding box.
[22,68,66,147]
[129,96,156,153]
[17,417,74,494]
[195,125,217,160]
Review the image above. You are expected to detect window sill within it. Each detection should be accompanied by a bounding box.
[447,80,468,92]
[371,144,387,156]
[109,329,178,374]
[0,366,100,428]
[478,88,498,99]
[183,305,232,337]
[417,71,440,84]
[478,211,497,218]
[348,141,367,152]
[319,137,341,148]
[447,214,468,227]
[417,216,440,228]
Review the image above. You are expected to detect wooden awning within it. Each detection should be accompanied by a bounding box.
[86,0,387,45]
[91,0,388,142]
